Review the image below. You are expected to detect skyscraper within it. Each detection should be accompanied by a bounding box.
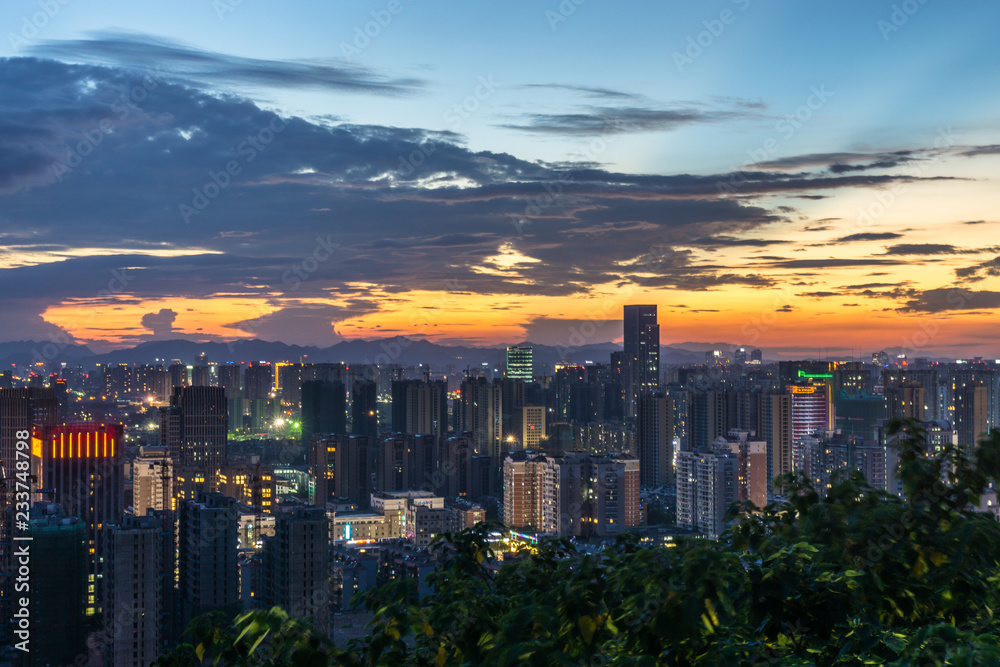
[259,506,330,627]
[623,305,660,417]
[178,492,239,629]
[105,513,173,667]
[351,379,379,439]
[132,446,173,516]
[160,386,228,469]
[23,503,88,666]
[301,380,347,447]
[637,392,674,487]
[505,346,533,381]
[34,422,124,618]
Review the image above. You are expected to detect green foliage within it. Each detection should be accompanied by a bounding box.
[162,420,1000,665]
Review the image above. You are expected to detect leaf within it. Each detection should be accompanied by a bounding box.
[579,615,597,645]
[195,644,205,662]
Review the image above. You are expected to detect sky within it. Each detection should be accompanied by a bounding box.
[1,0,999,357]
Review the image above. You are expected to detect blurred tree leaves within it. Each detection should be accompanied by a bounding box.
[156,420,1000,666]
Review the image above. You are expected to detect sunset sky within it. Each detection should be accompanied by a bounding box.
[1,0,999,357]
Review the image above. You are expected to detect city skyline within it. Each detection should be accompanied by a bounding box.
[2,1,1000,358]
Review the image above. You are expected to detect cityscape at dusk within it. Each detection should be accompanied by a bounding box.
[0,1,999,357]
[3,2,1000,665]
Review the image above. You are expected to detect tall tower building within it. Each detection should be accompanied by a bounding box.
[243,363,274,402]
[160,386,228,469]
[954,381,989,452]
[24,504,88,666]
[761,393,793,498]
[351,379,379,439]
[310,434,373,508]
[391,380,448,442]
[259,507,330,627]
[178,492,239,629]
[105,513,173,667]
[132,446,173,515]
[623,305,660,417]
[34,422,124,618]
[885,382,926,421]
[217,363,241,400]
[458,377,503,459]
[637,393,674,487]
[301,380,347,447]
[505,346,533,381]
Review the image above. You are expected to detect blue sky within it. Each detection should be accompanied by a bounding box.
[1,0,999,356]
[5,0,997,173]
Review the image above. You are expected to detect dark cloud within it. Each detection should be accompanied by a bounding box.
[955,256,1000,281]
[519,84,639,100]
[499,106,752,136]
[959,145,1000,158]
[882,244,963,256]
[749,150,917,172]
[140,308,177,337]
[898,288,1000,312]
[835,232,904,243]
[28,31,422,96]
[688,236,791,247]
[798,291,839,298]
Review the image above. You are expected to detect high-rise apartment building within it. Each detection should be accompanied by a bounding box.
[623,305,660,417]
[160,386,227,469]
[301,380,347,447]
[259,506,330,627]
[178,492,239,629]
[105,513,174,667]
[503,452,640,537]
[34,422,124,618]
[132,446,173,515]
[636,393,673,487]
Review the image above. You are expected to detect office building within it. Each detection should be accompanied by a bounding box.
[637,393,673,487]
[458,376,503,459]
[160,386,227,469]
[502,452,640,537]
[505,346,533,381]
[623,304,660,417]
[301,380,347,447]
[23,503,88,666]
[34,422,124,618]
[351,379,379,439]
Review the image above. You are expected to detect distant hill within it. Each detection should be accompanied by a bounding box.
[3,336,916,369]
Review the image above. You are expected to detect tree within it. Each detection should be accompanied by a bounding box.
[160,420,1000,665]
